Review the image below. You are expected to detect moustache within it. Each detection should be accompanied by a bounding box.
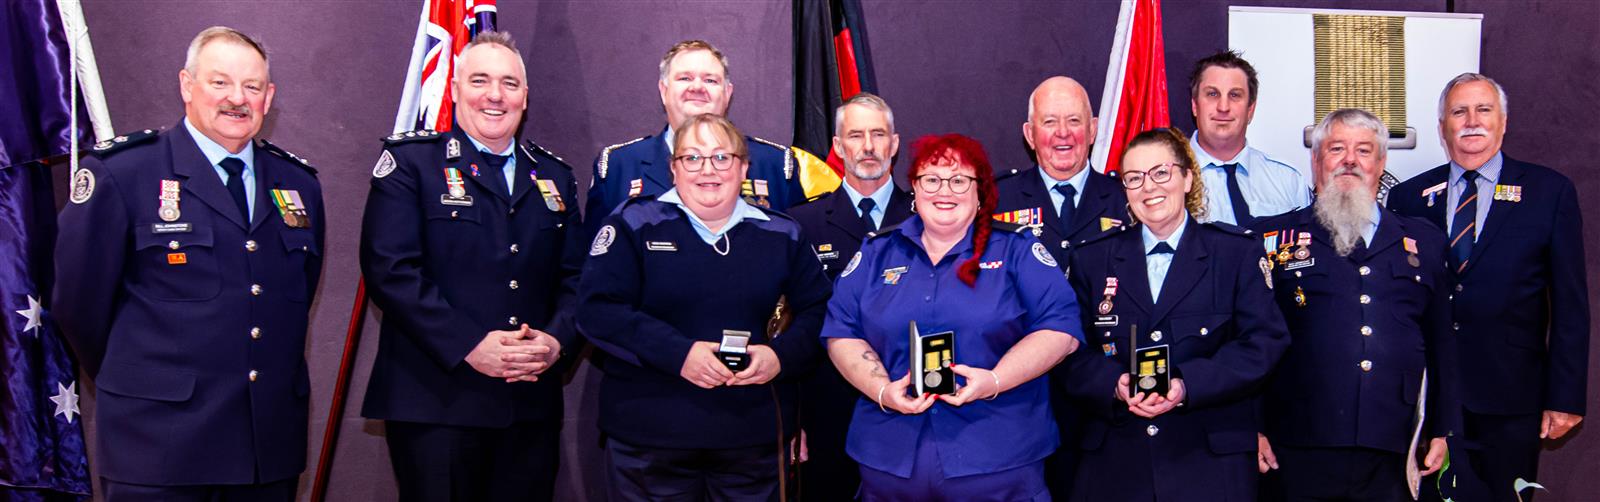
[218,104,251,116]
[1457,127,1489,138]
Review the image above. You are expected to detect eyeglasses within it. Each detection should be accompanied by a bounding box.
[673,153,743,172]
[1119,163,1182,190]
[915,174,977,194]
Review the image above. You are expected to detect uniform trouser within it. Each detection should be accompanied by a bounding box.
[605,438,785,502]
[101,476,296,502]
[1262,445,1408,502]
[857,421,1050,502]
[797,363,861,502]
[384,419,560,502]
[1463,411,1543,502]
[1043,376,1082,499]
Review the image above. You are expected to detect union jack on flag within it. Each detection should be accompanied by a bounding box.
[393,0,499,134]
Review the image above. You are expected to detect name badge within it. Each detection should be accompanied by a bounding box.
[1284,258,1316,271]
[151,223,192,234]
[646,241,678,252]
[1094,314,1119,327]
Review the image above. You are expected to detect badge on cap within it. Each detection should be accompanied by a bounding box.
[1494,184,1522,202]
[270,189,312,228]
[158,179,182,222]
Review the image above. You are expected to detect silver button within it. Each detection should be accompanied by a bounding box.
[245,240,258,252]
[509,280,519,290]
[250,327,261,340]
[248,369,259,382]
[1294,271,1302,277]
[509,208,516,215]
[1359,360,1373,372]
[1147,425,1160,436]
[1150,330,1163,342]
[1359,266,1371,276]
[451,210,459,218]
[168,240,180,250]
[1453,322,1460,331]
[1199,327,1209,336]
[1456,284,1464,292]
[1359,294,1371,304]
[508,316,518,326]
[510,244,520,254]
[250,284,262,296]
[1360,326,1373,336]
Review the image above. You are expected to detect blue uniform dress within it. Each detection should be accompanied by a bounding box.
[820,216,1082,501]
[1388,154,1588,502]
[586,127,804,238]
[53,122,324,490]
[1253,206,1461,502]
[1061,217,1289,502]
[358,127,584,501]
[577,191,831,501]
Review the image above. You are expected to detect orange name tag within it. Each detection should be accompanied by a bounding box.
[167,253,187,265]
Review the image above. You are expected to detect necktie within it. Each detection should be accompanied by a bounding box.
[1449,171,1480,272]
[857,198,878,232]
[218,157,250,221]
[485,153,513,195]
[1149,242,1175,255]
[1054,183,1078,235]
[1222,163,1253,227]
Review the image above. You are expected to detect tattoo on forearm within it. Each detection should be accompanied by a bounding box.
[860,350,886,378]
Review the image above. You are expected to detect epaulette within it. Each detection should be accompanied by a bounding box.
[520,139,572,170]
[995,167,1027,180]
[866,222,902,240]
[256,139,317,174]
[1077,223,1132,247]
[750,136,795,180]
[598,136,647,180]
[1204,221,1255,237]
[993,221,1029,234]
[382,129,442,144]
[91,129,158,157]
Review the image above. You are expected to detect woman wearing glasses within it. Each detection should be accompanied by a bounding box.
[821,134,1083,501]
[578,114,831,501]
[1059,128,1289,502]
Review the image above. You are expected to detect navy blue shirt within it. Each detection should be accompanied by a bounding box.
[820,216,1083,478]
[578,196,831,449]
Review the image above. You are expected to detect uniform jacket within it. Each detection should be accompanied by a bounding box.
[787,185,913,280]
[994,165,1131,269]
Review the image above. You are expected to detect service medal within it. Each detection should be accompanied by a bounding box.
[1098,298,1114,315]
[158,202,181,222]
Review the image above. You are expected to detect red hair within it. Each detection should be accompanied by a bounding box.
[907,134,998,287]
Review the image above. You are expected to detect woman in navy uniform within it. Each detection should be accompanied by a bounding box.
[1060,128,1289,502]
[821,134,1082,501]
[578,114,831,502]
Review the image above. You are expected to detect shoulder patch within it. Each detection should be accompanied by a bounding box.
[598,136,648,180]
[590,225,616,256]
[256,139,317,174]
[1031,241,1058,267]
[68,168,95,204]
[840,251,863,278]
[382,129,442,144]
[372,150,398,179]
[91,129,158,157]
[749,136,795,180]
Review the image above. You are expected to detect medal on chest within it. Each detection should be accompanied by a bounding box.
[1098,277,1119,315]
[270,188,312,228]
[441,167,474,206]
[535,177,566,212]
[158,179,182,222]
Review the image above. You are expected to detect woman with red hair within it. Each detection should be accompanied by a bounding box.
[821,134,1083,500]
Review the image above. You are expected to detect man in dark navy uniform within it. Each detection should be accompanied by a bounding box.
[54,27,323,501]
[993,76,1129,497]
[585,39,802,236]
[358,32,583,502]
[786,92,912,501]
[1388,73,1587,502]
[1255,109,1458,502]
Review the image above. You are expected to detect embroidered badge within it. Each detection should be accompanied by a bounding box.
[1032,242,1058,267]
[373,150,398,179]
[840,251,862,277]
[69,169,95,204]
[590,225,616,256]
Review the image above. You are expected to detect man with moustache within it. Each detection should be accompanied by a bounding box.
[54,27,323,501]
[1388,73,1587,502]
[993,76,1130,498]
[1254,109,1458,501]
[587,39,802,236]
[787,92,913,501]
[1188,51,1310,226]
[359,32,583,502]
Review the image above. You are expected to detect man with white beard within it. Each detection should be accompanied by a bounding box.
[1252,108,1460,502]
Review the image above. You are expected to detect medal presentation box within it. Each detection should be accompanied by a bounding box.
[909,321,955,396]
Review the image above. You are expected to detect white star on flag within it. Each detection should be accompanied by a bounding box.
[15,294,43,337]
[50,381,81,423]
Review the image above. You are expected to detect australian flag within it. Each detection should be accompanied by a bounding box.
[0,0,93,500]
[393,0,499,133]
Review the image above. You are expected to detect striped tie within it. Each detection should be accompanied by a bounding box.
[1448,171,1480,272]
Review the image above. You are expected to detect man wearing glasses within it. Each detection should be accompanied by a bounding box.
[586,40,803,239]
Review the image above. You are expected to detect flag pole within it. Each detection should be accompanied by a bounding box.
[309,279,368,502]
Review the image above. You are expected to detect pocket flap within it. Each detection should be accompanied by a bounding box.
[135,224,214,250]
[97,362,197,402]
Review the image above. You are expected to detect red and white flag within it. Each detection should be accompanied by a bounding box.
[392,0,498,134]
[1092,0,1171,176]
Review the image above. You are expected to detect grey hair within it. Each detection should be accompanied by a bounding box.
[454,31,524,81]
[1437,72,1509,121]
[834,92,895,134]
[184,26,269,79]
[1310,108,1388,159]
[658,40,731,83]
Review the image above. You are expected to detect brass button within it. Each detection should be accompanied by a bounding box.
[1199,327,1209,336]
[1359,360,1373,372]
[1359,266,1371,276]
[1150,330,1163,342]
[245,240,258,252]
[250,327,261,340]
[1359,294,1371,304]
[1360,326,1373,336]
[248,370,259,382]
[509,280,519,290]
[508,316,518,326]
[250,284,262,296]
[168,240,180,250]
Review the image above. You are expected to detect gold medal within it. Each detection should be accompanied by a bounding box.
[1098,298,1114,315]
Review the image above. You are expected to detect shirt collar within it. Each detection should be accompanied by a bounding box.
[896,214,976,261]
[1038,163,1092,193]
[183,117,255,170]
[841,179,895,214]
[464,133,515,158]
[1141,213,1189,254]
[658,188,770,238]
[1189,131,1248,169]
[664,127,676,155]
[1448,151,1504,186]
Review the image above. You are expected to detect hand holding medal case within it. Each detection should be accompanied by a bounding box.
[1127,323,1170,397]
[910,321,955,395]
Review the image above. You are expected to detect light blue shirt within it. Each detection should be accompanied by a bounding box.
[184,118,257,220]
[465,134,518,192]
[1446,152,1503,241]
[1362,201,1382,245]
[658,188,770,245]
[1141,215,1188,303]
[1190,132,1311,225]
[1038,164,1090,218]
[841,180,894,229]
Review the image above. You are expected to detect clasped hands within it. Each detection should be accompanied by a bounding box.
[465,324,563,382]
[877,364,1001,414]
[680,340,781,389]
[1115,374,1186,418]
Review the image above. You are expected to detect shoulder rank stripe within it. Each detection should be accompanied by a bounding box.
[598,137,646,180]
[91,129,158,156]
[382,129,441,144]
[750,136,794,180]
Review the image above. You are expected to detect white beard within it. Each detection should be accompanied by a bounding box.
[1314,182,1377,256]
